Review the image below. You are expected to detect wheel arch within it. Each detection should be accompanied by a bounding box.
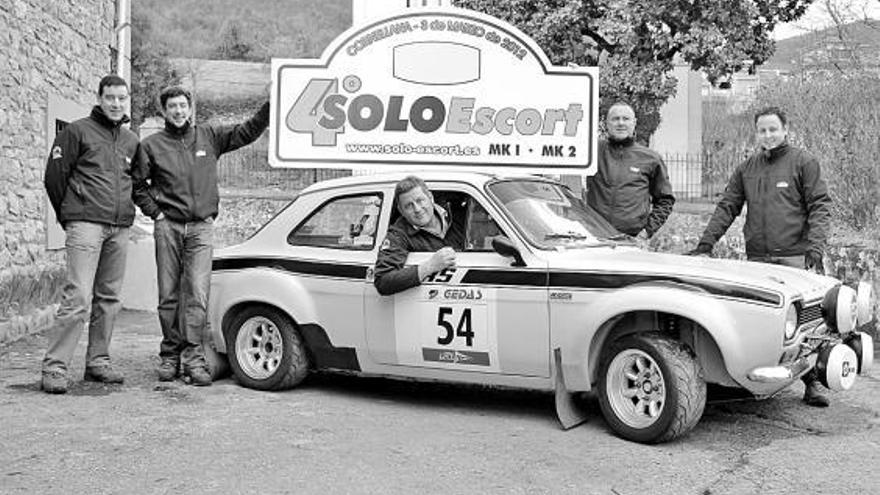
[559,285,744,391]
[210,269,318,353]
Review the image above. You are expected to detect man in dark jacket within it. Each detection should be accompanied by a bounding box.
[41,75,141,394]
[586,102,675,241]
[132,86,269,385]
[688,106,833,407]
[374,176,464,296]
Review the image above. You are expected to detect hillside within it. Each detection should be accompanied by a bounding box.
[135,0,351,60]
[765,20,880,71]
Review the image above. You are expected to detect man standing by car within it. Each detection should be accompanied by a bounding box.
[374,176,464,296]
[687,106,833,407]
[132,86,269,386]
[41,75,141,394]
[586,102,675,241]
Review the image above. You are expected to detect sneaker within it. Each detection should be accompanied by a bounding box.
[41,370,69,394]
[84,365,125,384]
[186,366,212,387]
[157,360,179,382]
[803,381,830,408]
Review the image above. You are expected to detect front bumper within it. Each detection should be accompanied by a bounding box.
[747,355,814,383]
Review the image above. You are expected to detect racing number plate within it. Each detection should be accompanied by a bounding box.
[393,285,499,372]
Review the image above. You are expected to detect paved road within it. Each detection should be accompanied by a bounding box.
[1,310,878,495]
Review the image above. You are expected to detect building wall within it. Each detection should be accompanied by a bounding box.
[0,0,120,343]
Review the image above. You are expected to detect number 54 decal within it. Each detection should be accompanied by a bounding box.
[437,306,473,346]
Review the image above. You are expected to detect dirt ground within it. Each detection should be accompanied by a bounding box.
[1,310,879,495]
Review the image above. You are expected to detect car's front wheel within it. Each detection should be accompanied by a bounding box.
[224,305,310,391]
[598,332,706,443]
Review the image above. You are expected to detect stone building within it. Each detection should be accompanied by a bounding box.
[0,0,130,343]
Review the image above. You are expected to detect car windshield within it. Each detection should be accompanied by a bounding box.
[487,179,627,249]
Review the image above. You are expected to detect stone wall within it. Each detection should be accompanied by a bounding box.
[0,0,117,343]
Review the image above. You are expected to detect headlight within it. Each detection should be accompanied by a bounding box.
[856,281,875,326]
[822,285,858,334]
[784,304,798,340]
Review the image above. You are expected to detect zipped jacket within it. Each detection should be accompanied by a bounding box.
[133,101,269,222]
[586,139,675,237]
[44,106,140,227]
[374,207,465,296]
[698,143,831,257]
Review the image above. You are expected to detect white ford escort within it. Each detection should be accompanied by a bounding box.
[208,172,874,443]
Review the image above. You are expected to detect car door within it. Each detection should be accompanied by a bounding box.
[282,188,385,357]
[363,184,550,378]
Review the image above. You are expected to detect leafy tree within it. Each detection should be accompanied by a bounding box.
[130,10,180,131]
[455,0,815,140]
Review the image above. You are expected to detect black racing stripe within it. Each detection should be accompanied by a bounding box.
[460,269,780,306]
[550,272,781,305]
[461,269,548,287]
[213,257,368,279]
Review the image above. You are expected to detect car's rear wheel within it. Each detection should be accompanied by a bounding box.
[598,332,706,443]
[224,305,310,391]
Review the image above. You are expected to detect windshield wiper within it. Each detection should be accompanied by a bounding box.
[600,234,636,242]
[544,232,588,240]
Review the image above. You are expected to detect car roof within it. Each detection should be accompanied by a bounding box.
[299,169,553,195]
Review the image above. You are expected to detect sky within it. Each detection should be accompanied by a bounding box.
[773,0,880,39]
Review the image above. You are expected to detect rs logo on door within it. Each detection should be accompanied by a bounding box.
[425,267,456,283]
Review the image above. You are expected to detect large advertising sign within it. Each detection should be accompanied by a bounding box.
[271,8,598,174]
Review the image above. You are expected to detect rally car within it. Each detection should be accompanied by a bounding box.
[207,171,874,443]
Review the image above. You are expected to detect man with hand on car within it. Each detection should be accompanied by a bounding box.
[586,101,675,242]
[687,106,832,407]
[132,86,269,386]
[374,175,464,296]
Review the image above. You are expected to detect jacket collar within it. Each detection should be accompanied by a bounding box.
[761,142,790,162]
[90,106,129,128]
[164,119,192,136]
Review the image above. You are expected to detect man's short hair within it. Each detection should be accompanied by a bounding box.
[606,101,634,116]
[394,175,431,209]
[754,106,787,126]
[159,86,193,110]
[97,75,129,96]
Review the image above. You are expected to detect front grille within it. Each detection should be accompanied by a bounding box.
[798,303,823,327]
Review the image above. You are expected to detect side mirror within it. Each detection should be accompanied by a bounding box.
[491,235,526,267]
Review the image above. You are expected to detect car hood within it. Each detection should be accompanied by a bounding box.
[543,247,837,303]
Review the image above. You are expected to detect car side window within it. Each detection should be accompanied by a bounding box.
[287,193,383,250]
[430,190,503,252]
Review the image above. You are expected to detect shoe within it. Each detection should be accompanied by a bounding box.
[157,360,179,382]
[803,381,830,408]
[41,370,69,394]
[84,365,124,384]
[186,367,212,387]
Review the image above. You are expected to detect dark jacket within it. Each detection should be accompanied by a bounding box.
[586,139,675,237]
[374,210,465,296]
[133,102,269,222]
[44,106,140,227]
[698,143,832,257]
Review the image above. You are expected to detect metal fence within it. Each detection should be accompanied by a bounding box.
[217,145,350,198]
[216,146,737,203]
[663,152,736,202]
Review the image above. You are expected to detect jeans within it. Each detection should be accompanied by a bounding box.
[42,222,129,373]
[154,217,213,370]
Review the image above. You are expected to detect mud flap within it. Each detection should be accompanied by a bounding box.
[554,347,588,430]
[203,324,230,380]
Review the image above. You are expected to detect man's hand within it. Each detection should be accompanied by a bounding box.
[685,242,713,257]
[418,247,456,280]
[805,248,825,274]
